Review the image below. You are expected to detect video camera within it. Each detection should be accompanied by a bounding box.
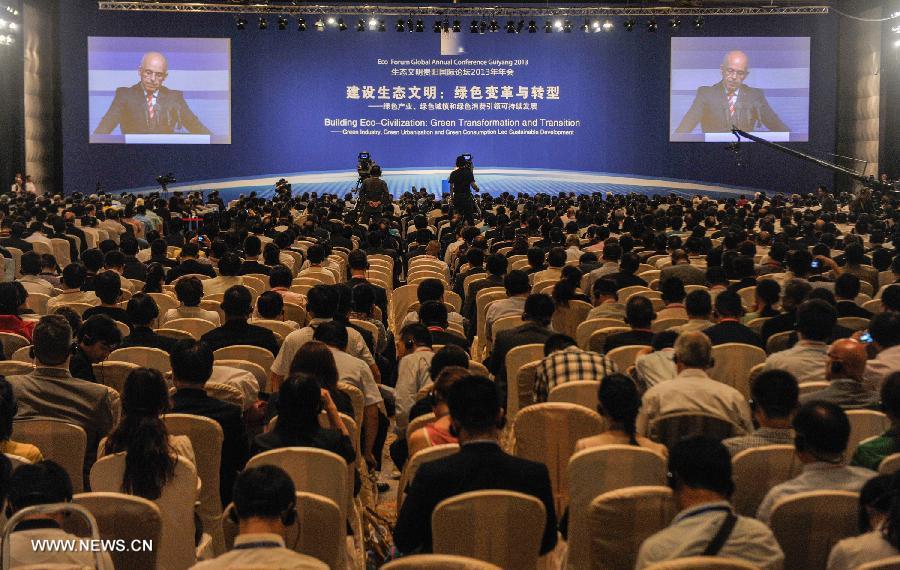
[156,173,176,186]
[357,152,374,180]
[274,178,292,198]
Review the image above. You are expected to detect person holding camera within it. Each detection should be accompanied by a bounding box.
[359,164,391,224]
[449,155,480,223]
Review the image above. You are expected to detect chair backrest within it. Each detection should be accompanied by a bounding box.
[397,444,460,509]
[213,345,275,374]
[512,403,604,513]
[797,380,830,396]
[0,361,34,376]
[605,344,646,373]
[9,345,32,363]
[92,361,140,394]
[649,412,737,449]
[12,419,86,493]
[49,238,72,268]
[504,343,544,398]
[731,444,803,516]
[745,317,771,336]
[205,381,244,408]
[588,486,677,570]
[25,292,50,315]
[390,284,420,329]
[163,413,225,554]
[198,299,226,323]
[406,412,437,440]
[618,285,652,303]
[108,346,171,375]
[650,318,688,333]
[765,330,794,354]
[382,554,502,569]
[431,490,546,570]
[707,343,767,400]
[838,316,871,331]
[492,315,524,341]
[214,360,267,394]
[588,326,631,354]
[567,446,667,570]
[336,381,366,428]
[155,327,195,341]
[0,332,30,359]
[508,361,539,419]
[90,454,199,570]
[547,381,600,410]
[769,490,860,570]
[72,492,162,570]
[164,317,216,339]
[282,302,308,327]
[476,290,507,342]
[576,318,627,349]
[551,300,593,339]
[847,410,892,455]
[643,557,760,569]
[349,318,380,342]
[147,292,179,314]
[879,453,900,475]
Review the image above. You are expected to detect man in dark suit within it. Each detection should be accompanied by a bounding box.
[0,222,33,252]
[487,294,555,402]
[393,375,557,555]
[200,285,280,356]
[761,279,812,345]
[94,51,210,135]
[238,235,270,276]
[165,243,217,283]
[834,273,874,319]
[170,339,249,505]
[703,290,764,349]
[604,296,656,353]
[674,50,789,134]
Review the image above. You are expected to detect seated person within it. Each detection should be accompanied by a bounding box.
[743,279,781,322]
[160,275,221,326]
[46,263,99,313]
[587,278,626,321]
[603,296,656,353]
[533,334,614,403]
[200,285,280,356]
[401,278,465,330]
[655,277,688,321]
[633,331,678,390]
[853,371,900,470]
[0,378,43,462]
[801,338,877,409]
[419,300,468,352]
[347,283,389,354]
[702,290,764,348]
[407,365,468,459]
[0,282,36,341]
[82,270,132,329]
[120,293,178,353]
[69,315,122,383]
[827,474,900,569]
[722,369,798,455]
[252,290,300,329]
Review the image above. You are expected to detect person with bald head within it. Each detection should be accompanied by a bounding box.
[94,50,211,135]
[800,339,878,409]
[674,49,790,135]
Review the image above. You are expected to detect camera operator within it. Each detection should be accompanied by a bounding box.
[449,155,480,223]
[359,164,391,224]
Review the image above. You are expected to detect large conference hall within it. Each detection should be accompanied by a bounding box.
[0,0,898,568]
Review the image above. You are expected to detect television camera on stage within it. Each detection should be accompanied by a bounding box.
[356,152,375,191]
[274,178,292,200]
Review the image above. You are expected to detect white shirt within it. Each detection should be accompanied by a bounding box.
[763,340,828,384]
[484,296,526,343]
[393,348,435,434]
[636,501,784,570]
[190,532,327,569]
[272,318,375,377]
[637,368,753,436]
[162,306,221,327]
[9,526,115,569]
[828,527,899,570]
[46,290,99,313]
[634,349,677,389]
[209,365,259,410]
[327,347,382,406]
[864,345,900,391]
[18,275,54,297]
[756,462,876,524]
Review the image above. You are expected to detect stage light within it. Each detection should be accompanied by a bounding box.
[433,20,441,33]
[506,21,515,33]
[258,17,267,30]
[338,18,347,31]
[470,20,479,33]
[368,17,377,30]
[326,16,336,26]
[378,20,385,32]
[415,19,424,32]
[624,19,635,31]
[544,21,553,33]
[396,19,404,32]
[646,19,658,32]
[563,20,572,33]
[356,19,365,31]
[277,16,287,30]
[235,17,246,30]
[553,19,563,31]
[582,20,590,32]
[603,20,614,31]
[297,18,306,31]
[489,19,498,32]
[480,20,487,34]
[407,18,414,32]
[528,21,537,33]
[591,20,601,31]
[442,18,450,32]
[453,20,461,32]
[315,18,325,31]
[693,16,704,29]
[669,17,681,30]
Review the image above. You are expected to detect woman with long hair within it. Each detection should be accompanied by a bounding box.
[287,340,354,418]
[552,265,591,307]
[0,282,36,341]
[574,373,667,457]
[828,472,900,569]
[142,262,166,294]
[407,366,467,459]
[101,368,195,500]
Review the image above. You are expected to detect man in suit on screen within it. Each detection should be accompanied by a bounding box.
[674,50,789,134]
[93,51,211,135]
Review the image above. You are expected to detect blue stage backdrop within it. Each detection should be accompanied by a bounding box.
[58,1,839,196]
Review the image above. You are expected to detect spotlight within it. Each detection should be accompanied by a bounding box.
[356,19,365,31]
[407,18,414,32]
[396,18,404,32]
[414,19,423,32]
[693,16,704,29]
[453,21,461,32]
[338,18,347,31]
[368,17,378,30]
[624,19,635,31]
[582,20,590,32]
[544,21,553,33]
[297,18,306,31]
[669,17,681,30]
[563,19,572,33]
[277,16,287,30]
[470,20,479,33]
[258,17,267,30]
[489,19,498,32]
[433,20,442,33]
[528,20,537,33]
[602,19,614,31]
[506,21,515,33]
[236,17,246,30]
[553,19,563,31]
[315,17,325,31]
[591,20,601,32]
[378,20,386,32]
[326,16,336,26]
[647,19,657,32]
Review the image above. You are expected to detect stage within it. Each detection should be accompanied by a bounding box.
[117,167,764,203]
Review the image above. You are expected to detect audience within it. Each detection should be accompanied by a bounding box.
[722,369,798,455]
[587,278,626,321]
[69,314,122,382]
[853,371,900,470]
[532,333,614,403]
[162,275,221,326]
[121,293,178,352]
[406,366,467,459]
[801,338,876,408]
[603,296,656,352]
[763,299,836,382]
[488,293,555,400]
[200,285,279,355]
[81,270,131,328]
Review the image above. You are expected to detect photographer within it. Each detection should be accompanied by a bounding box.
[449,155,479,223]
[359,164,391,224]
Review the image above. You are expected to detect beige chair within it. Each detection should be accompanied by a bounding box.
[164,317,216,339]
[382,554,502,569]
[91,454,199,570]
[0,332,30,359]
[431,490,546,570]
[92,361,140,394]
[588,326,631,354]
[859,555,900,570]
[337,381,366,428]
[769,490,859,570]
[605,345,645,373]
[551,300,593,339]
[618,285,652,303]
[349,318,380,343]
[736,286,757,310]
[476,290,507,349]
[198,299,226,323]
[864,299,884,314]
[55,301,96,316]
[708,343,766,400]
[223,492,343,569]
[547,381,600,410]
[512,403,604,513]
[49,237,72,268]
[462,273,487,299]
[205,381,244,408]
[649,412,737,449]
[879,453,900,475]
[9,345,32,362]
[215,359,268,393]
[72,491,162,570]
[213,345,275,374]
[491,315,524,342]
[147,292,179,315]
[838,316,870,331]
[390,284,421,330]
[575,318,627,349]
[505,343,544,401]
[847,410,891,455]
[397,444,460,509]
[406,412,437,440]
[508,361,539,420]
[651,318,688,333]
[731,445,802,516]
[108,346,172,375]
[0,361,34,376]
[155,327,195,341]
[282,302,308,326]
[644,557,759,569]
[163,413,225,555]
[26,292,50,315]
[765,330,793,354]
[567,447,667,570]
[797,380,830,396]
[12,419,87,493]
[745,316,771,336]
[588,486,677,570]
